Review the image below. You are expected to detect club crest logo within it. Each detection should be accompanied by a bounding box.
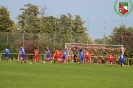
[119,2,128,14]
[114,0,133,17]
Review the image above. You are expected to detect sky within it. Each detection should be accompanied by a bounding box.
[1,0,133,40]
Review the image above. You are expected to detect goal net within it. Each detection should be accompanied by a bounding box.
[65,43,125,63]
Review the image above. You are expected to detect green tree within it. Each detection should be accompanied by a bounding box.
[16,4,94,52]
[109,25,133,57]
[0,5,14,32]
[95,38,103,44]
[17,4,40,33]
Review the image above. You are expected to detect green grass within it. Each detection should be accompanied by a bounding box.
[0,60,133,88]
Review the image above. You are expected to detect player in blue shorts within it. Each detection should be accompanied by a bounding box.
[62,49,67,63]
[3,46,10,62]
[119,52,124,67]
[44,47,50,63]
[19,45,25,63]
[79,49,84,64]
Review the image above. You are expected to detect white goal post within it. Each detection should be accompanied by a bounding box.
[65,43,125,63]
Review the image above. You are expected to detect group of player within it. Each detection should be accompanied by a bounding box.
[72,48,91,64]
[108,51,124,67]
[30,47,69,64]
[73,47,125,67]
[2,46,68,64]
[29,47,68,64]
[3,45,25,63]
[43,47,68,64]
[42,47,91,64]
[3,46,125,67]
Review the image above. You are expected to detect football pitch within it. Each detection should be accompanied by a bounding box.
[0,60,133,88]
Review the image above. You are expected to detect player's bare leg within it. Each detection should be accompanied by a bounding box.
[109,62,112,67]
[37,58,39,64]
[30,57,35,64]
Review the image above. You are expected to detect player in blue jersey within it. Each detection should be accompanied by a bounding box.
[19,45,25,63]
[43,47,50,63]
[3,46,10,62]
[79,49,84,64]
[119,52,124,67]
[62,49,67,63]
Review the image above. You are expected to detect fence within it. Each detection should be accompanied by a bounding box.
[0,32,57,54]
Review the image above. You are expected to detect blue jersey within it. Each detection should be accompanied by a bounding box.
[80,51,84,57]
[63,50,67,56]
[46,48,50,54]
[79,51,84,63]
[120,54,124,60]
[46,48,50,58]
[4,48,9,55]
[62,50,67,59]
[20,47,25,55]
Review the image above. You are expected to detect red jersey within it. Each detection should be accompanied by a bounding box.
[108,54,113,62]
[54,50,58,59]
[34,49,38,58]
[108,54,113,59]
[85,51,90,59]
[58,50,62,58]
[85,51,89,56]
[55,50,58,56]
[54,50,62,59]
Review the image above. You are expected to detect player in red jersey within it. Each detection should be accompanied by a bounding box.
[53,48,61,63]
[58,49,62,63]
[53,48,58,63]
[108,52,114,67]
[30,47,39,64]
[84,49,90,64]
